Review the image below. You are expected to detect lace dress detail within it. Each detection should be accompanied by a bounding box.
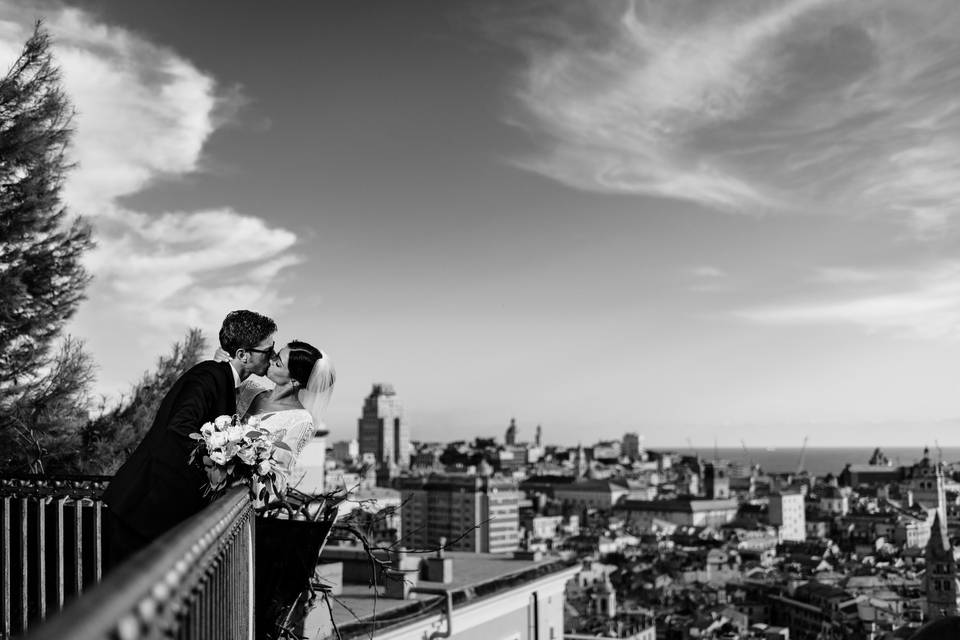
[237,375,274,418]
[257,408,315,468]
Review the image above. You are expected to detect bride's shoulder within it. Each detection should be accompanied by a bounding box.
[238,375,274,416]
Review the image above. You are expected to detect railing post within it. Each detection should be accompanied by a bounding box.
[19,497,27,633]
[36,499,45,623]
[73,501,82,597]
[54,497,64,612]
[3,496,10,638]
[248,512,255,640]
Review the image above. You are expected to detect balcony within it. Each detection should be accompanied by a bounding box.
[0,474,335,640]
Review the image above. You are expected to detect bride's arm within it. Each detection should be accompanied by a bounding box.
[285,415,316,459]
[269,415,314,478]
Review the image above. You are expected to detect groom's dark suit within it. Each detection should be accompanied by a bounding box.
[103,360,237,567]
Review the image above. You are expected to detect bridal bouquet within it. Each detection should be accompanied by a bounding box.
[188,414,291,504]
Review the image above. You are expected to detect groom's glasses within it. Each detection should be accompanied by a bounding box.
[246,344,276,359]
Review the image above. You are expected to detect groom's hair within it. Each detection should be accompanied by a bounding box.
[219,310,277,357]
[286,340,323,386]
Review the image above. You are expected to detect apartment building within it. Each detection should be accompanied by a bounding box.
[399,473,521,553]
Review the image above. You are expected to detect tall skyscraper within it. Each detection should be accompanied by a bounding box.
[357,383,410,481]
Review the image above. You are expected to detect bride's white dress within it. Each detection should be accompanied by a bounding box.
[258,409,315,466]
[238,376,314,473]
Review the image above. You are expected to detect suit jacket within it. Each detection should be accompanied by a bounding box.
[103,360,237,540]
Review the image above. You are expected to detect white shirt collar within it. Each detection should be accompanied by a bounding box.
[228,362,241,389]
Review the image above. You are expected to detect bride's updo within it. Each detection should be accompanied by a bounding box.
[286,340,324,386]
[287,341,335,426]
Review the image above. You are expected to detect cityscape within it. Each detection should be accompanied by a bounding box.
[281,382,960,639]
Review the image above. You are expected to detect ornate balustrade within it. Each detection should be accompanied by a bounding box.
[0,474,111,638]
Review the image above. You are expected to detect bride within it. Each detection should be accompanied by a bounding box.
[225,341,337,640]
[222,340,335,481]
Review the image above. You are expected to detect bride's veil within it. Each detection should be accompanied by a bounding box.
[298,350,336,432]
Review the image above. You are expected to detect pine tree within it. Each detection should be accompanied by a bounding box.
[82,329,207,474]
[0,23,93,397]
[0,24,94,473]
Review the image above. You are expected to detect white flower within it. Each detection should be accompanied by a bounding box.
[257,460,272,475]
[209,450,227,465]
[207,432,229,449]
[245,415,261,428]
[225,425,246,443]
[200,422,215,439]
[214,415,233,429]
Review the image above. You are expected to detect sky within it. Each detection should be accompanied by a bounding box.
[4,0,960,448]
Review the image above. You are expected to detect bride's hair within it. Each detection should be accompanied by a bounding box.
[286,340,323,385]
[286,340,335,428]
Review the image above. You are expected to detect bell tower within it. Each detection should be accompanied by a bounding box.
[925,512,960,620]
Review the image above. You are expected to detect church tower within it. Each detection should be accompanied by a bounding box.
[505,418,517,446]
[925,512,960,620]
[907,447,947,527]
[704,462,730,499]
[576,444,588,478]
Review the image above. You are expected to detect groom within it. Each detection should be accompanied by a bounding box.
[103,309,278,570]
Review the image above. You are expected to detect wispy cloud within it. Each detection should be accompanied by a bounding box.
[0,3,299,366]
[685,265,731,292]
[809,267,884,285]
[495,0,960,230]
[737,262,960,339]
[690,266,726,279]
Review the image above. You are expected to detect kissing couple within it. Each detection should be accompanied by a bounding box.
[102,309,335,571]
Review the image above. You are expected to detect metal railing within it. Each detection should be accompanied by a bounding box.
[6,483,254,640]
[0,475,111,638]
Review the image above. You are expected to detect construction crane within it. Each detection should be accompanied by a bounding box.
[686,437,697,457]
[796,436,809,474]
[936,440,943,465]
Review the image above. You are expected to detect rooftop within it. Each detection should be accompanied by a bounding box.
[553,480,629,492]
[322,551,577,638]
[617,497,739,513]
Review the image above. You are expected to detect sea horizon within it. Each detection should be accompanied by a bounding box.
[652,446,957,478]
